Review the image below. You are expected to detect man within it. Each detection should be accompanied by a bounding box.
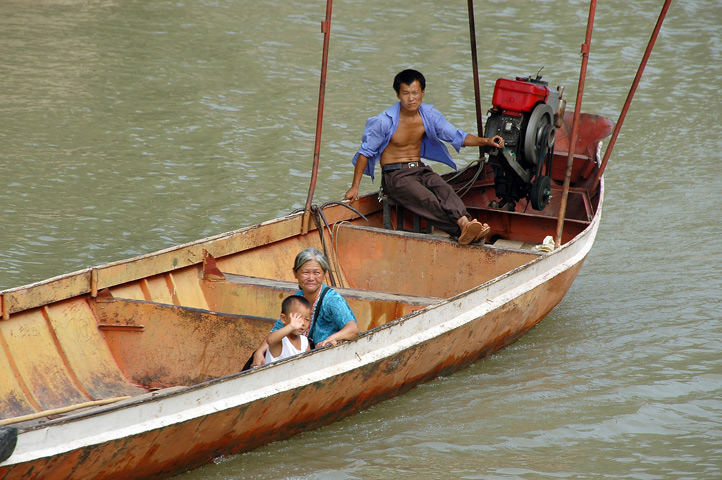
[344,69,505,244]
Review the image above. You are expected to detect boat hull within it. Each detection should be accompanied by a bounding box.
[0,183,600,479]
[2,267,587,480]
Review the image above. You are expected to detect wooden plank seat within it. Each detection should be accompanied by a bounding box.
[202,272,442,333]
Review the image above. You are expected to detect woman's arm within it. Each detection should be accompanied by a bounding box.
[316,321,358,348]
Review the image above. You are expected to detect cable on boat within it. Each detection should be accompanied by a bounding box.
[290,201,367,234]
[445,159,485,198]
[292,201,366,288]
[330,220,353,289]
[319,201,368,223]
[309,207,337,287]
[315,202,368,288]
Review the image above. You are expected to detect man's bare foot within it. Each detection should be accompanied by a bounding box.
[473,223,491,243]
[458,220,482,245]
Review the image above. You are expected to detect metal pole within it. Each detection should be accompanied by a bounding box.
[555,0,596,247]
[467,0,484,157]
[593,0,673,188]
[302,0,333,234]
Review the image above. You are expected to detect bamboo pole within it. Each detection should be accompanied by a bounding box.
[302,0,334,234]
[467,0,484,157]
[0,396,131,426]
[555,0,597,247]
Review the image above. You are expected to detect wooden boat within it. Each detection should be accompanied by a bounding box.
[0,109,612,479]
[1,0,671,476]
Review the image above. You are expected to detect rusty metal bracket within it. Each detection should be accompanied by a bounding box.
[93,289,115,303]
[202,250,226,282]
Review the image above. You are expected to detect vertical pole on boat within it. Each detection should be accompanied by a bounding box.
[593,0,672,189]
[466,0,485,157]
[302,0,334,234]
[554,0,597,247]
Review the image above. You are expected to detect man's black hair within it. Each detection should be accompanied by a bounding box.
[281,295,312,315]
[393,69,426,94]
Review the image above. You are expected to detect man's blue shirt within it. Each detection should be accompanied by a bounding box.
[352,102,469,180]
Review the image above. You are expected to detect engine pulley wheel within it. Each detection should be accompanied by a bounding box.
[524,103,554,166]
[530,175,551,211]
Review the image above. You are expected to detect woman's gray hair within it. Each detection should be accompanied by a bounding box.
[293,247,330,273]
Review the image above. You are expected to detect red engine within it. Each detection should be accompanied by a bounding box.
[484,73,566,211]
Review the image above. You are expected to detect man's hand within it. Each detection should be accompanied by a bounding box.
[344,185,359,202]
[489,135,505,148]
[464,134,505,149]
[344,154,369,202]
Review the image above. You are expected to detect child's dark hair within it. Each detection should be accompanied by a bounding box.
[281,295,312,315]
[393,69,426,94]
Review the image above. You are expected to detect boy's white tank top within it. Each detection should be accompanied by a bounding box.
[265,335,309,363]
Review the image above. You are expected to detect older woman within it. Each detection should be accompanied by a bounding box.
[251,248,358,367]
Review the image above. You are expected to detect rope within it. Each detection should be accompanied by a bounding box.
[310,206,337,287]
[446,159,486,198]
[292,201,369,289]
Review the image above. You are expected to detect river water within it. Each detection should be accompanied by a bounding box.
[1,0,720,478]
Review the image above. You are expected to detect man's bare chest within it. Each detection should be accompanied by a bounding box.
[389,116,425,147]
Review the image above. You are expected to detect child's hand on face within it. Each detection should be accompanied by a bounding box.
[288,312,307,332]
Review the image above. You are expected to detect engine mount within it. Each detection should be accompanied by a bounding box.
[484,72,565,211]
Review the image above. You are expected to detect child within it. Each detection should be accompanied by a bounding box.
[264,295,312,364]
